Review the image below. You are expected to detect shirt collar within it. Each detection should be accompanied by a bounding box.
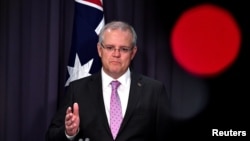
[101,68,131,87]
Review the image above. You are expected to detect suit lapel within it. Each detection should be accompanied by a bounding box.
[119,72,143,133]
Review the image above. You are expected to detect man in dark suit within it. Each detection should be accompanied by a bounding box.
[46,21,169,141]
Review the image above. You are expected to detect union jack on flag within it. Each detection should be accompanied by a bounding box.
[65,0,104,86]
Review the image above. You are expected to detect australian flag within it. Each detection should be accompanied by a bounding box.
[65,0,104,86]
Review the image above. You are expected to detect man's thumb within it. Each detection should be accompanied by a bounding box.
[73,102,79,116]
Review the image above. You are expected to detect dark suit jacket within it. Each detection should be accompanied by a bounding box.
[46,71,170,141]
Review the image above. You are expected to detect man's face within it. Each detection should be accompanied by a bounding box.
[97,29,137,79]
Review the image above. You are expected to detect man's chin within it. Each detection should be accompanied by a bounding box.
[109,70,124,78]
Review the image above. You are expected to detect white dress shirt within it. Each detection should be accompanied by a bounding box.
[101,68,131,124]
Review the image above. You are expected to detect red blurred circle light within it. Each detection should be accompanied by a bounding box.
[171,3,241,77]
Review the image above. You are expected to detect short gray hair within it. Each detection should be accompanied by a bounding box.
[98,21,137,47]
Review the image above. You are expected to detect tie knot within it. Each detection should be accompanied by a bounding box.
[111,80,120,90]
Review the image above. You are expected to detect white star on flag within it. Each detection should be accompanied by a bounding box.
[65,53,93,86]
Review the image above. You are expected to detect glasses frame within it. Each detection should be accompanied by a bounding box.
[100,42,134,54]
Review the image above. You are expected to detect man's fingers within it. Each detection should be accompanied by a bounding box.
[66,106,72,114]
[65,107,72,121]
[65,103,79,126]
[65,103,79,136]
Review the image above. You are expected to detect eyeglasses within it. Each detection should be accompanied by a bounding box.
[100,43,134,53]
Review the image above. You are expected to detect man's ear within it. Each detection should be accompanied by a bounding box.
[97,43,102,57]
[131,46,137,60]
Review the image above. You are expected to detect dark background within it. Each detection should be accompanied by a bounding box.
[0,0,249,140]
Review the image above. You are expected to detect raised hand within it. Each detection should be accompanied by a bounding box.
[65,103,80,136]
